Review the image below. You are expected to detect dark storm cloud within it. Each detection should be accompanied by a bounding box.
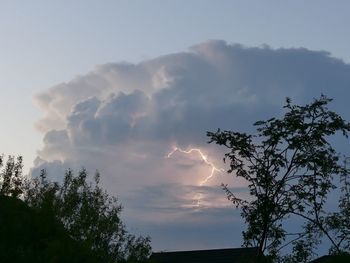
[35,41,350,148]
[32,40,350,250]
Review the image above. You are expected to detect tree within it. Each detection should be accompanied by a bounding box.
[0,155,151,262]
[325,157,350,254]
[24,168,151,263]
[0,155,24,198]
[0,195,100,263]
[207,95,350,262]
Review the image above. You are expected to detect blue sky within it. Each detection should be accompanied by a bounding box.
[1,0,350,254]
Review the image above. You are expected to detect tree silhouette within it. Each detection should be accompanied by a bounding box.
[0,155,23,198]
[208,95,350,262]
[0,195,100,263]
[0,155,151,262]
[24,168,151,263]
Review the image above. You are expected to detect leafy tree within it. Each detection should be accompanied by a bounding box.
[207,95,350,261]
[0,155,24,198]
[325,158,350,253]
[0,155,151,262]
[0,195,100,263]
[24,168,151,263]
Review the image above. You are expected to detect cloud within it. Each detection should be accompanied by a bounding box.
[32,40,350,250]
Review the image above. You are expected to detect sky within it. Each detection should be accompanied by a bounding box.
[1,0,350,253]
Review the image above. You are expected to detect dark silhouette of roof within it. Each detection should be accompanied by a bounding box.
[309,254,350,263]
[149,247,260,263]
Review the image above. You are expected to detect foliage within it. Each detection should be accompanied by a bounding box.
[325,158,350,253]
[24,168,151,263]
[0,195,100,263]
[207,95,350,261]
[0,155,151,262]
[0,155,24,198]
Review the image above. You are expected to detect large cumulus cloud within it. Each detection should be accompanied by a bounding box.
[32,40,350,250]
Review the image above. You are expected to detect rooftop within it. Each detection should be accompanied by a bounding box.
[149,247,260,263]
